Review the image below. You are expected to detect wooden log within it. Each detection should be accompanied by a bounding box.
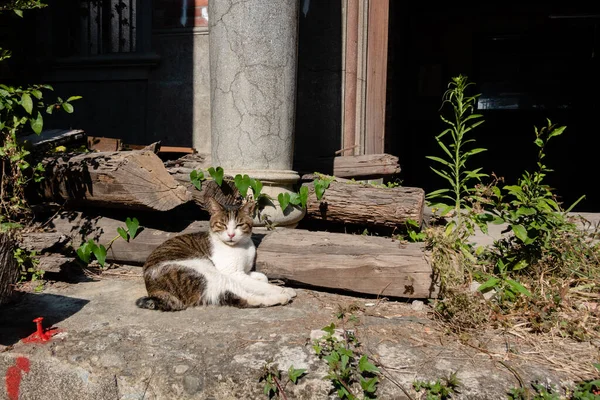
[255,229,437,298]
[46,211,210,265]
[303,180,425,227]
[0,233,18,305]
[38,149,192,211]
[295,153,400,179]
[334,154,400,178]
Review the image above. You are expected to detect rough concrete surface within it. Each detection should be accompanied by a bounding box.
[1,268,596,400]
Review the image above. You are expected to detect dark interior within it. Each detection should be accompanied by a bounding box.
[387,4,600,211]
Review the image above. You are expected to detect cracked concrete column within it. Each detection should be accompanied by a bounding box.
[209,0,304,227]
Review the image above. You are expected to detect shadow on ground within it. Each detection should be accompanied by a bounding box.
[0,292,89,346]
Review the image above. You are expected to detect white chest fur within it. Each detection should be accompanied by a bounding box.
[209,234,256,275]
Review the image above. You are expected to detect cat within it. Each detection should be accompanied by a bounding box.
[135,197,296,311]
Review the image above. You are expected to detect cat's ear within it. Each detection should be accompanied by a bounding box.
[207,197,224,215]
[240,200,256,216]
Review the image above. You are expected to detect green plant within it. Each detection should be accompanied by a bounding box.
[190,169,204,191]
[404,218,426,242]
[423,75,487,296]
[426,74,486,218]
[76,217,140,268]
[0,0,46,16]
[314,174,334,201]
[412,372,461,400]
[0,3,81,224]
[190,167,309,213]
[313,321,379,399]
[479,120,584,274]
[278,186,308,212]
[207,166,224,186]
[14,247,44,292]
[259,361,306,399]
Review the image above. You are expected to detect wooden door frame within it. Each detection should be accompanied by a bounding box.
[341,0,389,156]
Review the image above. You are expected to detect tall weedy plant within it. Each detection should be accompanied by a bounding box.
[427,75,487,219]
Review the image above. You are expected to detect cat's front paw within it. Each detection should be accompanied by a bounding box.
[282,287,297,298]
[249,271,269,283]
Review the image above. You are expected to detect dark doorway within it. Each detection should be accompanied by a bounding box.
[387,4,600,211]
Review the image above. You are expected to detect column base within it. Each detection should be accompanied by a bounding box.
[227,169,305,228]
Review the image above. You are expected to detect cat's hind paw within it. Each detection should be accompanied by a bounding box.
[282,287,297,298]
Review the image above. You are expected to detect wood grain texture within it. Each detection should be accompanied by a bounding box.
[334,153,400,178]
[255,229,437,298]
[38,150,191,211]
[365,0,389,154]
[303,180,425,227]
[296,153,400,179]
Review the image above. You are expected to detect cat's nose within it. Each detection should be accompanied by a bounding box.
[228,232,235,239]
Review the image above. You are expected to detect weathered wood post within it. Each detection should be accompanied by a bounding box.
[0,233,18,305]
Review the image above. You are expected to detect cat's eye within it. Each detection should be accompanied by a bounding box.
[236,223,246,228]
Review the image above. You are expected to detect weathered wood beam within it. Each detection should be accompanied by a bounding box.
[43,212,210,265]
[296,153,400,179]
[255,229,436,299]
[38,149,192,212]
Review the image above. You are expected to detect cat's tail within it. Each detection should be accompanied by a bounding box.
[135,294,187,311]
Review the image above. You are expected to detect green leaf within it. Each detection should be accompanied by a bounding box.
[288,192,301,206]
[208,166,224,186]
[14,9,23,17]
[478,277,500,292]
[117,227,128,241]
[46,104,54,114]
[31,90,42,100]
[512,259,528,271]
[76,244,91,264]
[125,217,139,240]
[314,179,331,201]
[298,185,309,209]
[21,93,33,114]
[30,111,43,134]
[358,355,380,373]
[67,95,83,102]
[62,102,74,113]
[190,169,204,191]
[425,155,453,168]
[430,167,454,186]
[516,207,536,216]
[534,138,544,148]
[360,376,379,393]
[234,174,250,198]
[505,279,532,297]
[510,224,528,243]
[548,125,566,138]
[278,192,290,212]
[288,366,307,384]
[250,178,262,198]
[322,322,336,335]
[465,148,487,156]
[92,244,107,267]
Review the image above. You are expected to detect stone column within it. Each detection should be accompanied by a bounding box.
[209,0,304,227]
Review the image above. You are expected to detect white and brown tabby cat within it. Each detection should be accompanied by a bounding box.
[136,197,296,311]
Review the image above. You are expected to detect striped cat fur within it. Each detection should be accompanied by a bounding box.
[136,197,296,311]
